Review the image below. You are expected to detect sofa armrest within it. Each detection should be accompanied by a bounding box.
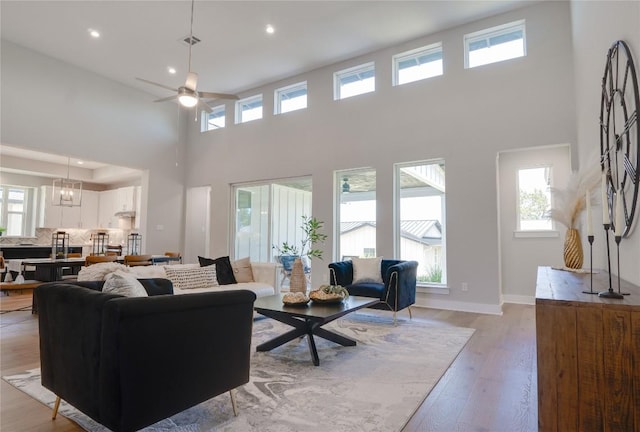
[329,261,354,286]
[99,289,257,431]
[36,283,123,421]
[383,261,418,311]
[250,262,279,293]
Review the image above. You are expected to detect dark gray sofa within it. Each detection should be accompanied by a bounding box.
[35,279,256,432]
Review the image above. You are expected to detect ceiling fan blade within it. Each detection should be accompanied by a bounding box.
[198,99,213,113]
[199,91,239,101]
[185,72,198,91]
[153,95,178,103]
[136,77,178,92]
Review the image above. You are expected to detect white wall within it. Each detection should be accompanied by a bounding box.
[571,0,640,285]
[1,40,187,254]
[186,2,576,312]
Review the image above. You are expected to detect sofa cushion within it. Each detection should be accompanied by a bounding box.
[103,271,148,297]
[199,255,237,285]
[231,257,254,283]
[352,257,383,284]
[173,282,274,298]
[345,281,385,299]
[164,266,218,290]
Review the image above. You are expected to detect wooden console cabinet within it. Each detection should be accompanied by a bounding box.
[536,266,640,431]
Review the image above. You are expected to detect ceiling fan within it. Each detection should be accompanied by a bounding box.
[136,0,238,112]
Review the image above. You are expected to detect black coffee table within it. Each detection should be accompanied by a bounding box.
[254,294,379,366]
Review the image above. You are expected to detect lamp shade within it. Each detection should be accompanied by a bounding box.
[91,232,109,255]
[52,178,82,207]
[127,233,142,255]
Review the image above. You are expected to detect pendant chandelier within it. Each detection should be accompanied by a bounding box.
[52,157,82,207]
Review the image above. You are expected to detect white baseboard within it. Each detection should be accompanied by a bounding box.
[413,297,503,315]
[501,294,535,305]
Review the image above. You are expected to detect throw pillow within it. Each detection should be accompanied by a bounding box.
[164,266,219,290]
[199,255,237,285]
[102,271,148,297]
[231,257,254,283]
[352,257,383,284]
[77,262,129,281]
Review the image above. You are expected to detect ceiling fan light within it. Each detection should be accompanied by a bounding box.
[178,94,198,107]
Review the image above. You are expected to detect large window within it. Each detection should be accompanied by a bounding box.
[517,166,552,231]
[336,168,377,260]
[393,43,443,86]
[275,81,307,114]
[465,20,526,69]
[334,62,375,100]
[235,94,263,124]
[0,185,34,236]
[395,161,446,286]
[201,105,226,132]
[232,177,312,264]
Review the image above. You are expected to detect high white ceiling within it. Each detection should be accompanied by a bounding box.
[1,0,537,179]
[1,0,538,99]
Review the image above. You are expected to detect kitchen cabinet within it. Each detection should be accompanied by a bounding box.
[134,186,141,229]
[98,189,118,228]
[98,187,138,228]
[116,186,136,212]
[39,186,98,228]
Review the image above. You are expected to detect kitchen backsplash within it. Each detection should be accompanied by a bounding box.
[0,228,133,253]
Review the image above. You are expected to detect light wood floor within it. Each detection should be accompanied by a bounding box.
[0,293,537,431]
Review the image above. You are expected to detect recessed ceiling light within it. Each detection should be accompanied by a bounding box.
[265,24,275,35]
[88,29,100,38]
[168,67,177,75]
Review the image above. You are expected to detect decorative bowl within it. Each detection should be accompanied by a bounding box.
[282,292,310,306]
[309,285,349,303]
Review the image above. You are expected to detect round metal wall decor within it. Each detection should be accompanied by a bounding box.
[600,40,640,237]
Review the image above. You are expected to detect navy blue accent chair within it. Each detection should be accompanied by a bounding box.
[328,259,418,321]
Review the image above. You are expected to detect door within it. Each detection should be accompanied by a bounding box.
[497,144,571,303]
[184,186,211,264]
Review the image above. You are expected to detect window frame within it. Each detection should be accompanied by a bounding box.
[235,94,263,124]
[201,104,226,132]
[333,62,376,100]
[394,160,447,291]
[0,184,35,237]
[274,81,308,115]
[392,42,444,86]
[515,164,557,236]
[464,19,526,69]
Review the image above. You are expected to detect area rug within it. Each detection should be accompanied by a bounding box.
[3,313,474,432]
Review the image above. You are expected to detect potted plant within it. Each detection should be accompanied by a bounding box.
[0,227,5,237]
[274,215,327,292]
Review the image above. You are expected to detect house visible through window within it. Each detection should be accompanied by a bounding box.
[518,166,552,231]
[201,105,226,132]
[275,81,307,114]
[334,62,375,100]
[395,161,446,286]
[393,43,443,86]
[465,20,526,68]
[236,94,263,124]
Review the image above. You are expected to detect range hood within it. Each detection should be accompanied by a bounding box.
[114,211,136,218]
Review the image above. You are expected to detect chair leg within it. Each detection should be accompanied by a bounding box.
[407,306,413,320]
[393,310,397,325]
[229,389,238,416]
[52,396,61,420]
